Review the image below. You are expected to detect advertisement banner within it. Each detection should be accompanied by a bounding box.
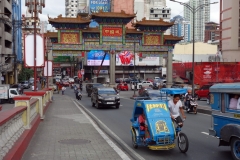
[116,51,160,66]
[89,0,111,13]
[87,50,110,66]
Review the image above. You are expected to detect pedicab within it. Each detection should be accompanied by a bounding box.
[130,88,189,152]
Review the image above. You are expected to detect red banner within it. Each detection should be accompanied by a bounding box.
[102,27,122,37]
[173,62,240,87]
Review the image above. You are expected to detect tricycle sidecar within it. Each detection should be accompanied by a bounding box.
[130,88,188,152]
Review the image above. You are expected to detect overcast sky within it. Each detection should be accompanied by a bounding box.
[21,0,220,30]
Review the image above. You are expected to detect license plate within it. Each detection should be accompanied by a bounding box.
[234,114,240,119]
[107,102,114,104]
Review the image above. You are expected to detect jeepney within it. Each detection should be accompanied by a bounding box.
[209,83,240,160]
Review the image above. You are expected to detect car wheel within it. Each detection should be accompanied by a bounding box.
[195,94,200,100]
[96,102,100,109]
[92,101,95,107]
[116,104,120,109]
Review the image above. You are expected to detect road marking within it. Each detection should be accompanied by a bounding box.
[72,100,140,160]
[197,112,211,116]
[201,132,209,135]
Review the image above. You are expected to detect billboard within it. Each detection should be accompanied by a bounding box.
[116,51,160,66]
[87,50,110,66]
[89,0,111,13]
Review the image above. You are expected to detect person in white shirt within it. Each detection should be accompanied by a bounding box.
[229,95,239,109]
[168,94,186,126]
[237,97,240,110]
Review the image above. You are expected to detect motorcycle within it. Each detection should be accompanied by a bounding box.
[186,97,198,114]
[76,91,82,100]
[152,83,159,90]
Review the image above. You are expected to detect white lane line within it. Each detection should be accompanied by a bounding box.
[201,132,209,135]
[73,100,141,160]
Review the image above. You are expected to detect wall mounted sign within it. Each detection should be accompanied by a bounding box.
[61,33,79,44]
[144,35,161,45]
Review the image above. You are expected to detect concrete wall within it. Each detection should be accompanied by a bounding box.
[173,42,218,55]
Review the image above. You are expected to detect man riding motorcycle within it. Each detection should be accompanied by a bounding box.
[184,89,197,114]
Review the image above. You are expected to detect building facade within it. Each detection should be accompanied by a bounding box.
[170,15,190,43]
[204,22,219,43]
[65,0,88,18]
[184,0,210,42]
[0,0,14,84]
[111,0,134,28]
[220,0,240,62]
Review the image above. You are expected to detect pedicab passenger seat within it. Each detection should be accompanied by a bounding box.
[133,117,145,136]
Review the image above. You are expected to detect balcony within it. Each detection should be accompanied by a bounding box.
[5,32,12,42]
[5,48,12,54]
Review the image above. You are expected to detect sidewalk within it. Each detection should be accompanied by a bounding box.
[22,94,129,160]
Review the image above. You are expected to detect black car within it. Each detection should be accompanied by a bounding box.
[86,83,104,97]
[137,89,170,100]
[91,87,120,109]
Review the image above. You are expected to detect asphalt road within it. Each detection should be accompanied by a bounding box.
[64,86,232,160]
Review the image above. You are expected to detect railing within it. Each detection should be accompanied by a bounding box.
[0,107,26,159]
[0,88,53,160]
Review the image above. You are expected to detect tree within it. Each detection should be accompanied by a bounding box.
[18,67,33,82]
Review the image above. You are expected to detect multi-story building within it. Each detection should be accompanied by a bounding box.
[111,0,134,28]
[184,0,210,42]
[204,22,219,43]
[220,0,240,62]
[0,0,14,84]
[148,0,171,35]
[65,0,88,17]
[170,15,190,43]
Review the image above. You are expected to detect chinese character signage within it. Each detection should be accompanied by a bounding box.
[102,27,122,37]
[144,35,161,45]
[116,51,160,66]
[87,50,110,66]
[89,0,111,13]
[61,33,79,44]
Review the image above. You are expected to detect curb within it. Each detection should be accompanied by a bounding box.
[74,100,145,160]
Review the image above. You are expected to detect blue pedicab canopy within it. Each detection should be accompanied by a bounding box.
[161,88,187,95]
[132,100,175,140]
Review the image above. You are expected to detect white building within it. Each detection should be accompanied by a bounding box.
[65,0,88,17]
[184,0,210,42]
[134,0,145,21]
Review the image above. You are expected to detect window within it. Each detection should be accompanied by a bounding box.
[10,90,18,95]
[155,14,158,18]
[221,93,225,113]
[150,10,154,13]
[162,10,165,13]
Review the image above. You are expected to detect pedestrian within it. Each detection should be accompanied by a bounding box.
[62,86,66,95]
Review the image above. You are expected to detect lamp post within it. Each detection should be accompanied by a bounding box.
[170,0,218,96]
[25,0,45,91]
[133,40,136,96]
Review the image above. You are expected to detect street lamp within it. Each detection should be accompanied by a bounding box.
[25,0,45,91]
[170,0,218,96]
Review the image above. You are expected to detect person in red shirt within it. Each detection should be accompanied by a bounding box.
[138,111,150,140]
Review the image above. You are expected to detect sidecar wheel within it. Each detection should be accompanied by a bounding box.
[132,132,138,149]
[178,132,189,153]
